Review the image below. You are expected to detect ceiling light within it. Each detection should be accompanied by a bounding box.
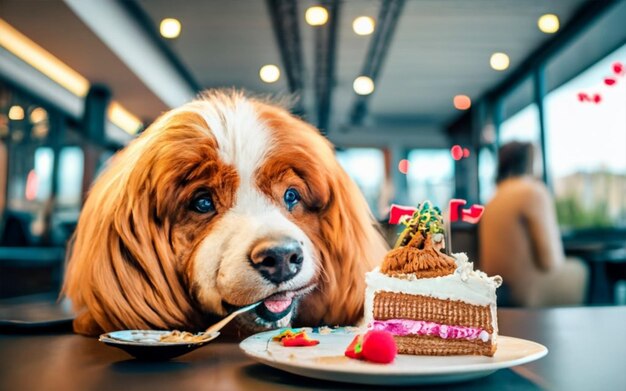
[259,64,280,83]
[0,19,89,97]
[538,14,559,34]
[453,95,471,110]
[32,123,49,139]
[160,18,181,39]
[490,52,510,71]
[398,159,410,174]
[8,105,25,120]
[450,145,463,161]
[108,101,142,135]
[305,6,328,26]
[353,16,375,36]
[353,76,374,95]
[30,107,48,123]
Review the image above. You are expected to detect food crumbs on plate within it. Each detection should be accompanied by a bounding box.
[344,330,397,363]
[314,356,351,365]
[273,328,320,347]
[318,326,332,335]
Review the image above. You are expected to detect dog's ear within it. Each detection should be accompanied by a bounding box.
[62,112,204,336]
[297,159,389,326]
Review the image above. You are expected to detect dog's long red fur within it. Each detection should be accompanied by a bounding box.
[63,91,388,336]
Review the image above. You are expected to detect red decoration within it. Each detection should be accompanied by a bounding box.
[344,334,363,359]
[463,148,470,158]
[578,62,624,102]
[398,159,410,174]
[577,93,602,104]
[388,204,417,224]
[451,145,463,161]
[604,78,617,86]
[344,330,397,364]
[273,329,319,347]
[449,199,485,224]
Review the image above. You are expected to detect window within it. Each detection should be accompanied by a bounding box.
[336,148,386,218]
[33,147,54,202]
[56,147,84,208]
[499,103,540,145]
[406,149,454,209]
[545,44,626,229]
[479,147,497,203]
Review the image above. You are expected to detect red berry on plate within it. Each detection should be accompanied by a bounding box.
[361,330,397,364]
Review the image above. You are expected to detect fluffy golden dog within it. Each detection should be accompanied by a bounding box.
[63,90,388,336]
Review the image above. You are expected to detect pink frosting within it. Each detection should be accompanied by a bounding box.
[370,319,488,341]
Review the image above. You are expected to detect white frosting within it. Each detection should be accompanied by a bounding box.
[364,252,502,337]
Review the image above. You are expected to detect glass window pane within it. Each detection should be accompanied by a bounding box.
[545,44,626,229]
[336,148,385,218]
[33,147,54,202]
[499,103,540,144]
[406,149,454,208]
[57,147,84,208]
[479,148,496,203]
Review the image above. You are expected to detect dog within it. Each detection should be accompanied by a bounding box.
[63,90,389,336]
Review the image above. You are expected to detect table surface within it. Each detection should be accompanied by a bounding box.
[1,306,625,391]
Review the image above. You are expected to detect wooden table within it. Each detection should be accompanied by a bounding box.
[1,307,625,391]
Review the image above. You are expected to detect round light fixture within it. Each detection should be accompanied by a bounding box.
[29,107,47,123]
[259,64,280,83]
[305,6,328,26]
[398,159,410,174]
[490,52,510,71]
[450,145,463,161]
[8,105,24,121]
[453,95,471,110]
[160,18,181,39]
[538,14,559,34]
[353,76,374,95]
[353,16,375,35]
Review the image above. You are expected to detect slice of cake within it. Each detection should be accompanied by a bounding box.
[364,201,502,356]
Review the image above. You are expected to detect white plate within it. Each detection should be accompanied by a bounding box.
[240,327,548,386]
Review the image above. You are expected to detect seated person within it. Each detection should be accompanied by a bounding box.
[479,141,588,307]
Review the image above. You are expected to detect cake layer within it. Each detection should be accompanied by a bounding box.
[394,335,496,357]
[373,291,493,333]
[371,319,489,341]
[365,258,499,309]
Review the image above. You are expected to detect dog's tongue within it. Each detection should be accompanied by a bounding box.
[264,292,294,313]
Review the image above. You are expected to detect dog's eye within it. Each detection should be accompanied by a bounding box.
[283,188,301,211]
[191,196,215,214]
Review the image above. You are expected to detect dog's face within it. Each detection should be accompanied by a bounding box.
[63,91,388,336]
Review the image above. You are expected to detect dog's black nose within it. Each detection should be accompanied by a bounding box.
[250,237,303,284]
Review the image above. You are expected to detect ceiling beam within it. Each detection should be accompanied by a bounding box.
[120,0,202,93]
[349,0,405,126]
[313,0,340,133]
[446,0,618,136]
[486,0,619,102]
[64,0,197,108]
[265,0,305,113]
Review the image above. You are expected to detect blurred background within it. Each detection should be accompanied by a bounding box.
[0,0,625,312]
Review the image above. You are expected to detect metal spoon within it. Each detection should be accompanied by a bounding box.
[99,301,261,360]
[203,301,261,336]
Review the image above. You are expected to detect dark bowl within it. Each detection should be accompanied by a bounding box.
[99,330,219,361]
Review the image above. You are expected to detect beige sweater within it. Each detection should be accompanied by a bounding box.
[479,177,566,305]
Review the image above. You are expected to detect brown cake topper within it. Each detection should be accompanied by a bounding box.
[381,201,456,278]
